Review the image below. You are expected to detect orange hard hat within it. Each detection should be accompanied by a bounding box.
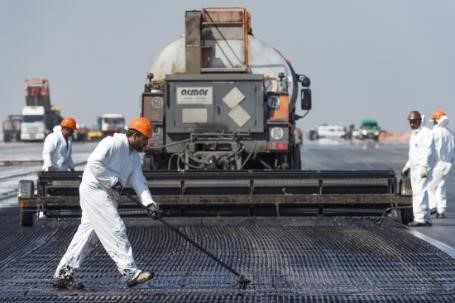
[431,109,446,121]
[60,117,77,130]
[128,117,152,138]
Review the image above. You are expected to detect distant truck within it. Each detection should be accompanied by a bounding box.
[97,113,125,137]
[20,79,62,141]
[353,119,381,141]
[2,115,22,142]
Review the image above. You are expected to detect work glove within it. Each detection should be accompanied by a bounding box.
[440,162,452,176]
[420,166,428,178]
[46,166,54,172]
[69,168,75,172]
[146,203,161,220]
[401,166,410,177]
[111,180,123,194]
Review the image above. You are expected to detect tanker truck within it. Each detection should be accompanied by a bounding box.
[17,7,411,227]
[141,8,310,170]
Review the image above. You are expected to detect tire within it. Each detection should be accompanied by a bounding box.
[309,130,318,141]
[142,155,152,170]
[292,145,302,169]
[400,208,413,225]
[20,211,34,227]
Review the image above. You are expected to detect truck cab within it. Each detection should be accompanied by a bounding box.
[97,114,125,137]
[20,106,47,141]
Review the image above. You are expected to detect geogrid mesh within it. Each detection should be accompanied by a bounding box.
[0,208,454,302]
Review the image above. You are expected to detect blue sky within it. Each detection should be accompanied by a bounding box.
[1,0,454,131]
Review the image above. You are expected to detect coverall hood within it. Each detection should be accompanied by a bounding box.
[53,125,64,139]
[437,115,449,127]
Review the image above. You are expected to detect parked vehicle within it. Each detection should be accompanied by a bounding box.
[308,124,348,140]
[354,119,381,141]
[2,115,22,142]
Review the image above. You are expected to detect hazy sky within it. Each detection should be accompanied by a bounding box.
[1,0,454,132]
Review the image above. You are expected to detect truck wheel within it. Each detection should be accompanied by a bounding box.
[400,207,413,225]
[309,130,317,141]
[20,211,34,227]
[292,145,302,169]
[143,155,152,170]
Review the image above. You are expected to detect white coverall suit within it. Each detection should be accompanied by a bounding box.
[428,115,455,214]
[54,133,156,281]
[403,126,435,223]
[42,125,74,171]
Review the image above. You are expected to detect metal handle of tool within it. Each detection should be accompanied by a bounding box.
[125,193,250,289]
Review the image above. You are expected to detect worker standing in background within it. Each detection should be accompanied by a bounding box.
[401,111,435,227]
[42,117,77,171]
[53,117,160,290]
[428,109,455,219]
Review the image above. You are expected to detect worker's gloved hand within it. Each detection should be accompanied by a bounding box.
[443,163,453,175]
[401,166,410,177]
[111,180,123,194]
[146,203,161,220]
[47,166,54,172]
[420,166,428,178]
[69,168,75,172]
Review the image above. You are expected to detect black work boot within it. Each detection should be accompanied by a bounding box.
[53,276,84,290]
[436,212,446,219]
[408,221,432,227]
[127,271,154,287]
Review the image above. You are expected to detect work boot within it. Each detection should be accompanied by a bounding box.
[408,221,432,227]
[430,208,437,215]
[52,276,84,290]
[127,271,154,287]
[436,213,446,219]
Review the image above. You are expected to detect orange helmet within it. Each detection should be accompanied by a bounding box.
[431,109,446,121]
[60,117,78,130]
[128,117,152,138]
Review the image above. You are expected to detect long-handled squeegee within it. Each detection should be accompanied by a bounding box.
[126,194,251,289]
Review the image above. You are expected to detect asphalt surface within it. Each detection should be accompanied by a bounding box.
[303,140,455,250]
[0,139,454,302]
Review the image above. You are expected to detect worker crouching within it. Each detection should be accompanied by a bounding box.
[53,117,159,290]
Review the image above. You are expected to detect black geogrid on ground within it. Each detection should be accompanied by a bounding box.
[0,207,454,302]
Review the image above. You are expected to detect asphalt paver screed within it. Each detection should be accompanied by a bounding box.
[0,208,454,303]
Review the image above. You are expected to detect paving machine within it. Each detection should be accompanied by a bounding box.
[17,7,412,227]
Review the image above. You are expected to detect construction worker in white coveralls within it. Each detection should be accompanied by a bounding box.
[428,109,455,219]
[42,117,78,171]
[53,117,160,289]
[402,111,435,227]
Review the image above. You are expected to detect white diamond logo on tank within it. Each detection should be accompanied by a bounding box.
[223,87,250,127]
